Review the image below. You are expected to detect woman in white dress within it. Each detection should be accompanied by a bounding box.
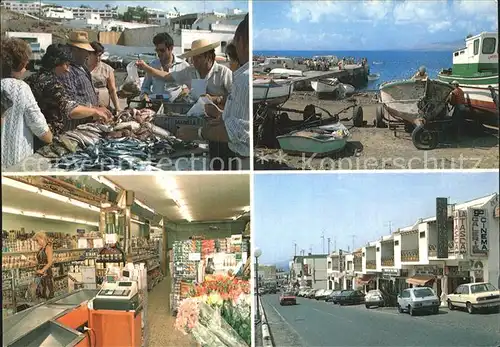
[1,38,53,169]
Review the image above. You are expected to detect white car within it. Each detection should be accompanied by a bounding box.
[447,282,500,314]
[365,289,384,308]
[314,289,325,299]
[397,287,440,316]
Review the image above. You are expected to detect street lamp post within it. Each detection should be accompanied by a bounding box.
[254,247,262,323]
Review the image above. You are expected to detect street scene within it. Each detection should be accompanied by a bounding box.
[254,172,500,346]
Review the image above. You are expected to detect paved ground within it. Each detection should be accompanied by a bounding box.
[254,92,499,170]
[261,294,500,347]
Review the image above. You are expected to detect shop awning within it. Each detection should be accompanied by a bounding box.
[406,275,435,286]
[357,274,376,285]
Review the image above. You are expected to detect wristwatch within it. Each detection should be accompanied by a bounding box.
[197,127,204,140]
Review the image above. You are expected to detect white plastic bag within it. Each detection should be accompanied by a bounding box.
[186,95,220,117]
[119,62,141,95]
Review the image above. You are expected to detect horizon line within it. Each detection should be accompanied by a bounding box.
[253,49,453,52]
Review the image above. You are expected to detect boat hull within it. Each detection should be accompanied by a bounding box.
[379,79,453,124]
[311,79,338,93]
[253,81,293,105]
[277,134,347,155]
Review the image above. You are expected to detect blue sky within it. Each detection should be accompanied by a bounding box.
[254,172,499,265]
[52,1,248,14]
[253,0,498,50]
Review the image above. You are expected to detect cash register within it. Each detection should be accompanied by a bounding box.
[93,281,139,311]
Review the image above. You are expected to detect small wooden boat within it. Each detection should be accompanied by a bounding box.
[276,124,350,155]
[253,79,293,105]
[311,78,340,93]
[269,68,304,77]
[368,73,380,81]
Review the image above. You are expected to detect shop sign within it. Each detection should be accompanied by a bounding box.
[469,208,488,255]
[346,270,354,277]
[415,266,441,276]
[436,197,449,258]
[458,261,470,272]
[453,210,467,254]
[446,266,468,277]
[382,269,400,277]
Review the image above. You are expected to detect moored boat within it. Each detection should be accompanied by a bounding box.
[437,32,499,125]
[311,78,340,93]
[253,79,294,105]
[368,73,380,81]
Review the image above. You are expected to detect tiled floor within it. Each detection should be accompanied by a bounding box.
[146,277,196,347]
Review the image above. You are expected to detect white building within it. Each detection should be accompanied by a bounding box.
[42,7,74,20]
[326,193,499,304]
[0,0,46,15]
[291,254,328,290]
[4,32,52,57]
[69,6,117,20]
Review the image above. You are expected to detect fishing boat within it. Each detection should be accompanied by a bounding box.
[368,73,380,81]
[276,123,350,155]
[437,32,498,125]
[253,79,293,105]
[378,79,453,124]
[311,78,340,93]
[269,68,304,78]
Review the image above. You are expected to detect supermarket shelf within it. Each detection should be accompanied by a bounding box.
[2,257,85,271]
[2,248,99,256]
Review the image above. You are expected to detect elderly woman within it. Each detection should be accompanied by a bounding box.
[1,38,53,168]
[25,43,111,140]
[33,231,54,299]
[136,39,234,171]
[87,41,121,112]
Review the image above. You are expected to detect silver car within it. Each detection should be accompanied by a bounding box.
[365,289,384,308]
[397,287,440,316]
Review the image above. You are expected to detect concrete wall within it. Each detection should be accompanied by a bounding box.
[180,29,234,56]
[98,31,123,45]
[122,26,181,47]
[394,235,401,268]
[418,222,429,264]
[2,214,98,235]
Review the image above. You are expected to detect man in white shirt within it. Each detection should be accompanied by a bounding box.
[176,14,250,171]
[140,32,189,100]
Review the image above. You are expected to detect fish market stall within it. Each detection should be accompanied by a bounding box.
[5,106,210,172]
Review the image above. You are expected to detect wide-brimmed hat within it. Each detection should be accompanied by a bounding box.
[67,31,94,52]
[180,39,220,59]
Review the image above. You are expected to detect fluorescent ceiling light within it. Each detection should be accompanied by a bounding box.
[135,199,155,214]
[131,218,145,225]
[156,176,192,222]
[2,206,98,226]
[3,177,100,213]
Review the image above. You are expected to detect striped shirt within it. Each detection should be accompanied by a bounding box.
[57,60,98,131]
[222,62,250,157]
[140,56,190,96]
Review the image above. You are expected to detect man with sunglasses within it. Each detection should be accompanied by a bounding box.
[140,32,189,102]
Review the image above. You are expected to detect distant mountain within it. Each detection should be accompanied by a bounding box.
[273,260,291,271]
[411,39,464,52]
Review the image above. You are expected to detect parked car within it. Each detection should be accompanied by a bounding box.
[447,282,500,314]
[306,289,320,298]
[279,291,297,306]
[397,287,440,316]
[328,290,347,304]
[298,289,310,297]
[338,290,365,305]
[365,289,384,308]
[314,289,326,300]
[320,289,333,301]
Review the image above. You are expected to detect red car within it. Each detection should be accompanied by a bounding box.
[279,291,297,306]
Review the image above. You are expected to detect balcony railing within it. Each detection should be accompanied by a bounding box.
[428,241,455,257]
[366,260,376,269]
[401,249,419,262]
[381,257,394,266]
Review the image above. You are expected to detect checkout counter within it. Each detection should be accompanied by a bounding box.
[3,282,143,347]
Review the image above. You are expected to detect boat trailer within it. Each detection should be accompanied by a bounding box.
[254,101,365,149]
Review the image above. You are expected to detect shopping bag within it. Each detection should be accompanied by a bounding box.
[119,62,142,97]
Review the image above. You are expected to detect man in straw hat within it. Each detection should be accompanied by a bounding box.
[136,38,233,170]
[446,80,466,140]
[176,14,250,170]
[57,31,112,130]
[139,32,189,102]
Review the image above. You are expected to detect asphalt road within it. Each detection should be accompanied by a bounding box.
[261,294,500,347]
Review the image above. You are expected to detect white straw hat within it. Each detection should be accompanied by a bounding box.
[179,39,220,59]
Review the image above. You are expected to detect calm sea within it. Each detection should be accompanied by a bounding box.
[254,50,452,91]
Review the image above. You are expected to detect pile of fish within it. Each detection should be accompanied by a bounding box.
[37,107,200,170]
[53,137,196,171]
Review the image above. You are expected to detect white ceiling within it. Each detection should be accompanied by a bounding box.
[106,174,250,222]
[2,184,99,222]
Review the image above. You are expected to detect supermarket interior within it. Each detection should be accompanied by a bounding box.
[2,174,251,347]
